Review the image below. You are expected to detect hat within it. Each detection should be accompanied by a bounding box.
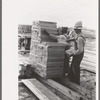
[74,21,83,29]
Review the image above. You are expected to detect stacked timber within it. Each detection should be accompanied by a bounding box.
[31,21,58,42]
[80,39,96,73]
[30,21,66,78]
[18,25,32,50]
[18,25,32,34]
[30,42,66,78]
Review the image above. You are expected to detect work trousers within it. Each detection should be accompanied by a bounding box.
[68,52,84,85]
[64,55,70,75]
[63,46,70,77]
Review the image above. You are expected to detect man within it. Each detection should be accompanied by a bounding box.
[66,21,86,85]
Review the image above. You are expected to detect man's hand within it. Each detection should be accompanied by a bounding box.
[43,29,50,36]
[65,49,75,57]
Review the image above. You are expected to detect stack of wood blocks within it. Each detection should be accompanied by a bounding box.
[18,25,32,34]
[31,21,58,42]
[18,25,32,50]
[30,21,66,78]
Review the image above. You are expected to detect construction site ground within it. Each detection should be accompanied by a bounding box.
[18,38,96,100]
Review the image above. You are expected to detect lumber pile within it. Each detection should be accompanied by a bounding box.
[80,39,96,73]
[33,72,92,100]
[23,79,62,100]
[18,25,32,34]
[30,21,66,78]
[22,77,91,100]
[55,78,92,99]
[30,42,66,78]
[18,25,32,50]
[31,21,58,42]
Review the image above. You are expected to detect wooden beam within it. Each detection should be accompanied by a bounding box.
[80,65,96,74]
[83,58,96,64]
[55,78,92,100]
[47,79,88,100]
[81,60,96,68]
[34,73,88,100]
[22,79,62,100]
[18,50,30,52]
[18,33,31,38]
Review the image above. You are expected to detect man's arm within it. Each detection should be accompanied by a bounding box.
[43,29,58,40]
[49,34,58,40]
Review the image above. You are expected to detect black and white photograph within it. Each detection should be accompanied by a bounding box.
[2,0,98,100]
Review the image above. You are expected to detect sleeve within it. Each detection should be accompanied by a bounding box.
[49,34,59,40]
[75,37,84,55]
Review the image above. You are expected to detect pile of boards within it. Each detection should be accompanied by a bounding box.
[31,21,58,42]
[30,21,66,78]
[18,25,32,50]
[18,25,32,34]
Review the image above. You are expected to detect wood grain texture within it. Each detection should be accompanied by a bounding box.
[56,78,92,100]
[22,78,62,100]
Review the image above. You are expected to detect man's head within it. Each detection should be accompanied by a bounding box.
[74,21,82,34]
[62,27,68,34]
[74,29,81,34]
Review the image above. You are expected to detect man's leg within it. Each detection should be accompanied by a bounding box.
[63,54,70,77]
[68,52,84,85]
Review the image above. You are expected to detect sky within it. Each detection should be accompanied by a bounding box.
[3,0,98,30]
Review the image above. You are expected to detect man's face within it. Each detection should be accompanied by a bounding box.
[62,27,68,34]
[74,29,81,34]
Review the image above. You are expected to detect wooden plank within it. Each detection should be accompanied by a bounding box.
[85,48,96,52]
[84,51,96,55]
[47,79,88,100]
[33,65,63,73]
[56,78,92,100]
[46,74,63,79]
[83,55,96,62]
[80,65,96,73]
[31,62,64,78]
[40,27,58,35]
[31,22,58,42]
[85,46,95,49]
[83,58,96,64]
[18,33,31,38]
[18,25,32,33]
[22,79,62,100]
[81,60,96,68]
[30,40,66,53]
[18,50,30,52]
[30,52,65,58]
[31,61,64,68]
[32,21,57,28]
[33,74,72,100]
[34,74,88,100]
[85,46,96,49]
